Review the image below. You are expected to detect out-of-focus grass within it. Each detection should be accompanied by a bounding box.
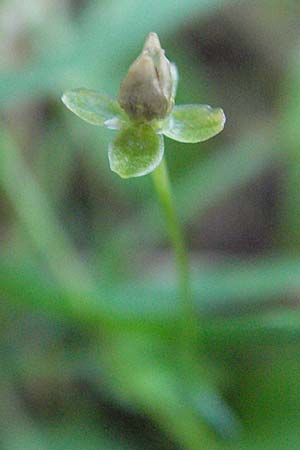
[1,0,300,449]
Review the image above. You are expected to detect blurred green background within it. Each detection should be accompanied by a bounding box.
[1,0,300,449]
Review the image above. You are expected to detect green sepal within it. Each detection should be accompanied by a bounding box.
[162,104,226,143]
[61,88,127,128]
[108,124,164,178]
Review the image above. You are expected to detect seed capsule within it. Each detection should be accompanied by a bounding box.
[118,32,174,121]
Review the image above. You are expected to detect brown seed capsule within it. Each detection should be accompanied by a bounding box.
[118,32,174,121]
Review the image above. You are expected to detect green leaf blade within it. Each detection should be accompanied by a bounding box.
[163,104,226,143]
[109,124,164,178]
[61,88,127,127]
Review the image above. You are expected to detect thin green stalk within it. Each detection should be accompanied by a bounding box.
[152,159,218,450]
[151,157,198,352]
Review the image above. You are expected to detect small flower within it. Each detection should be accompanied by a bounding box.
[118,32,174,121]
[62,32,225,179]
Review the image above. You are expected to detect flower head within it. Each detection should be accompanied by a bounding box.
[118,32,173,121]
[62,32,225,178]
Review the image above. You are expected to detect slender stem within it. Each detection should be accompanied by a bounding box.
[151,158,198,352]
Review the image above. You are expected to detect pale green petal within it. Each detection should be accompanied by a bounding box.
[162,105,226,143]
[109,124,164,178]
[61,88,127,127]
[170,62,178,100]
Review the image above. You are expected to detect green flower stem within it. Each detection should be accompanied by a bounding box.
[151,158,198,352]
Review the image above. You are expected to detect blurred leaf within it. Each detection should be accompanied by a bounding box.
[100,332,220,450]
[191,254,300,313]
[62,88,127,126]
[222,345,300,450]
[163,105,225,143]
[277,50,300,248]
[0,126,95,294]
[2,251,300,342]
[193,390,242,440]
[3,250,300,350]
[0,255,178,335]
[203,310,300,349]
[0,369,48,450]
[109,124,164,178]
[46,421,137,450]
